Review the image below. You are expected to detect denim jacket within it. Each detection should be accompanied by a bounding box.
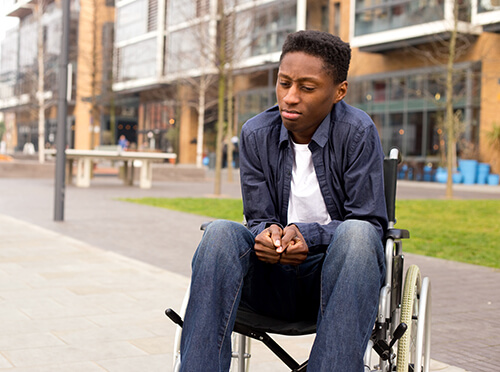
[239,100,388,253]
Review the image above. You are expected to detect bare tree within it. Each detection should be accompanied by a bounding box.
[403,0,477,198]
[444,0,460,198]
[167,0,263,194]
[165,2,218,167]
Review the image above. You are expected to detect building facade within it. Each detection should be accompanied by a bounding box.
[0,0,80,152]
[1,0,499,173]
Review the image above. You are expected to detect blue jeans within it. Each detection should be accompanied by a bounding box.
[180,219,385,372]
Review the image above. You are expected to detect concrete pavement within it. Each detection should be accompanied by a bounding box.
[0,173,499,371]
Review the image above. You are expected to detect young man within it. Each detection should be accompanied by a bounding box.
[180,30,388,371]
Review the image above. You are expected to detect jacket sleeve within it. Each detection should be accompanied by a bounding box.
[239,124,282,237]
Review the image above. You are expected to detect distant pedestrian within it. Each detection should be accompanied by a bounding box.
[118,135,128,150]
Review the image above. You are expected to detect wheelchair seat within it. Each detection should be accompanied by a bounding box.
[235,307,317,336]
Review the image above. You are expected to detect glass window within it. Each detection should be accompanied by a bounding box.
[45,6,62,56]
[238,88,275,125]
[427,73,445,102]
[166,23,210,74]
[453,69,467,98]
[354,0,445,36]
[333,2,341,36]
[116,38,156,81]
[116,0,148,43]
[407,75,423,99]
[19,15,37,69]
[168,0,196,26]
[351,62,480,161]
[386,113,404,152]
[370,113,385,143]
[234,10,255,60]
[407,112,423,156]
[0,29,18,75]
[250,0,296,57]
[373,79,386,102]
[426,111,444,157]
[389,76,405,101]
[346,81,362,105]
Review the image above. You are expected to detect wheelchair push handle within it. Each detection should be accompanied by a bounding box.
[166,308,184,327]
[389,322,407,349]
[373,322,407,361]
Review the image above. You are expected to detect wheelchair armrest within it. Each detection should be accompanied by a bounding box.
[385,228,410,240]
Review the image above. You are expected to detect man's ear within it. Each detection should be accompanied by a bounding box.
[333,81,348,103]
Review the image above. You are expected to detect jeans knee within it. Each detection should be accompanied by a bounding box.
[193,220,253,267]
[329,220,384,264]
[204,219,242,236]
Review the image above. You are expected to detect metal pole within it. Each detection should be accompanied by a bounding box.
[54,0,70,221]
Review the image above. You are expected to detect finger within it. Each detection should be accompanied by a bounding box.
[255,242,280,259]
[280,249,307,265]
[255,228,277,249]
[268,225,284,251]
[281,228,299,248]
[255,249,281,264]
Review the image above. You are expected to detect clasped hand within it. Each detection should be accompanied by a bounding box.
[254,224,308,265]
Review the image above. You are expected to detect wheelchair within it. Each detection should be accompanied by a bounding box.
[166,148,431,372]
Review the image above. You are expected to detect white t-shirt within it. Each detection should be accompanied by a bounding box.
[287,141,332,225]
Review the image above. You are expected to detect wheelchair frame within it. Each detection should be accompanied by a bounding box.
[167,148,431,372]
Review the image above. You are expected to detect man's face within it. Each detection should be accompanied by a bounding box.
[276,52,347,144]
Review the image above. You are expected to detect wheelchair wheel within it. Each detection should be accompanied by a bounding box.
[396,265,431,372]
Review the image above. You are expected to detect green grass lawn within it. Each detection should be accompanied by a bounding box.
[394,200,500,269]
[122,197,500,269]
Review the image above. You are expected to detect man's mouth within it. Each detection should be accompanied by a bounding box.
[281,109,301,121]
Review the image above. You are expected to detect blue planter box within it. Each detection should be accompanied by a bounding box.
[458,159,478,184]
[477,163,491,184]
[488,174,499,186]
[435,168,463,184]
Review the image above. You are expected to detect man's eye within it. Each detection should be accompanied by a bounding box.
[279,81,291,87]
[302,86,315,92]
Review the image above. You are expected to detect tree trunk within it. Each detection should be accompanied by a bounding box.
[445,0,459,199]
[214,70,225,195]
[214,0,226,195]
[226,70,234,182]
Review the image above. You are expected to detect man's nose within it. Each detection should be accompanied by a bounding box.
[283,85,300,105]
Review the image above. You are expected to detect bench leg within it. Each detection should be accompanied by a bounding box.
[128,161,134,186]
[76,158,91,187]
[66,159,74,185]
[121,160,134,186]
[140,160,152,189]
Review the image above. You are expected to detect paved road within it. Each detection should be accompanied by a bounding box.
[0,174,499,371]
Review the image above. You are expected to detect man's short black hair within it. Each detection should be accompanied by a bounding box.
[280,30,351,84]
